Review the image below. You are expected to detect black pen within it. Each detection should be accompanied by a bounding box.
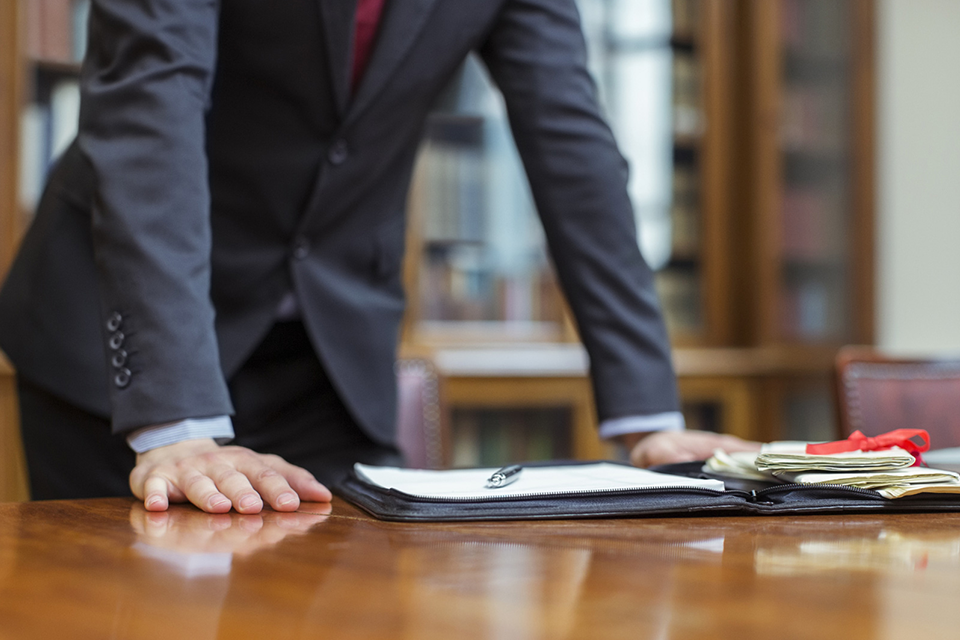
[485,464,523,489]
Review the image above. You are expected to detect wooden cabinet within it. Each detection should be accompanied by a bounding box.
[0,1,28,502]
[0,0,85,501]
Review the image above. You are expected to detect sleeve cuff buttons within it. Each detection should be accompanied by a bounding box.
[106,312,132,388]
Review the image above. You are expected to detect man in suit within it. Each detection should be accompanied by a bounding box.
[0,0,757,513]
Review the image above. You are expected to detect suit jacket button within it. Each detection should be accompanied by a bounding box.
[293,238,310,260]
[109,331,124,350]
[328,139,349,165]
[114,368,132,388]
[111,349,128,368]
[106,312,122,332]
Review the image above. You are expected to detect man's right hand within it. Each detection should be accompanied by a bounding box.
[129,438,332,514]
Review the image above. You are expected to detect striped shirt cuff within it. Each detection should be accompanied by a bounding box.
[126,416,236,453]
[598,411,686,440]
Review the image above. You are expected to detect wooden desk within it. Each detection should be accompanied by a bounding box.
[2,498,960,639]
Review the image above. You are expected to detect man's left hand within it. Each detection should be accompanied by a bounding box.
[623,430,762,468]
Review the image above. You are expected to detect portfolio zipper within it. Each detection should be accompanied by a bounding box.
[391,485,737,504]
[376,478,901,505]
[748,482,884,501]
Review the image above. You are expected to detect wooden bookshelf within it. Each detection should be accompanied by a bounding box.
[0,0,86,501]
[732,0,875,440]
[0,0,28,502]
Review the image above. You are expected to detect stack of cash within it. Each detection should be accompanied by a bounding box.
[704,441,960,499]
[755,444,916,473]
[777,468,960,498]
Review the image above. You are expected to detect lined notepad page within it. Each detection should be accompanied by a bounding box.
[354,462,725,500]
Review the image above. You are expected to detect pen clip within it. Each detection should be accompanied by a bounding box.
[485,465,522,489]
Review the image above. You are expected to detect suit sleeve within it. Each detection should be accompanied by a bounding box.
[78,0,233,433]
[479,0,680,421]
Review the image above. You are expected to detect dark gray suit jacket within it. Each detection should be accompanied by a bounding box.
[0,0,679,445]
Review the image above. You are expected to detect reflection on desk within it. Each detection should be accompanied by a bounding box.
[2,499,960,639]
[128,503,331,578]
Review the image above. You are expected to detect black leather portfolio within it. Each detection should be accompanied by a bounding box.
[334,461,960,523]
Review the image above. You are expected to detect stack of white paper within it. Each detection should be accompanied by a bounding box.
[355,462,725,500]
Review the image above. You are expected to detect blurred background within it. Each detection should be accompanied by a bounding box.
[1,0,959,499]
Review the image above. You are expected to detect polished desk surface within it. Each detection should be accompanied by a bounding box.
[2,498,960,640]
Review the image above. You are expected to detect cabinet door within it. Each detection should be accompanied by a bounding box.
[750,0,874,346]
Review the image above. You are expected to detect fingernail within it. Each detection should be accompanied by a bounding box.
[145,496,163,508]
[277,492,298,507]
[211,497,232,509]
[240,494,261,510]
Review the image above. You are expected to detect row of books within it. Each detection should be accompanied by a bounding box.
[671,164,701,257]
[19,78,79,212]
[673,54,703,140]
[415,134,486,244]
[780,277,848,341]
[671,0,701,41]
[655,267,702,335]
[20,0,88,212]
[449,408,572,469]
[418,250,563,324]
[780,0,850,56]
[780,85,848,153]
[25,0,89,63]
[780,187,847,261]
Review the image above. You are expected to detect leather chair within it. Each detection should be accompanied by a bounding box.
[395,358,444,469]
[835,347,960,448]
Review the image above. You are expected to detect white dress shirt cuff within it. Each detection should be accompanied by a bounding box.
[126,416,236,453]
[598,411,686,440]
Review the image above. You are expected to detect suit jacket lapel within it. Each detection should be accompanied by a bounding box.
[346,0,440,123]
[318,0,355,120]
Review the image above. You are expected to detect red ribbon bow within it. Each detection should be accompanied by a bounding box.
[806,428,930,464]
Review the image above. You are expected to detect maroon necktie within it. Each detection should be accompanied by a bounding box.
[352,0,386,93]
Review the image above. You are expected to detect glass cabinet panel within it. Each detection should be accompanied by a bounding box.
[406,0,710,345]
[408,56,567,344]
[449,407,573,468]
[777,0,854,342]
[580,0,707,339]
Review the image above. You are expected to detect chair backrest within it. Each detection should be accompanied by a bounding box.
[395,358,444,469]
[835,347,960,449]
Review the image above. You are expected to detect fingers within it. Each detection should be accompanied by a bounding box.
[630,431,708,467]
[177,468,233,513]
[203,463,264,514]
[232,457,299,512]
[630,431,765,468]
[261,454,333,504]
[717,434,762,452]
[143,475,171,511]
[130,443,333,514]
